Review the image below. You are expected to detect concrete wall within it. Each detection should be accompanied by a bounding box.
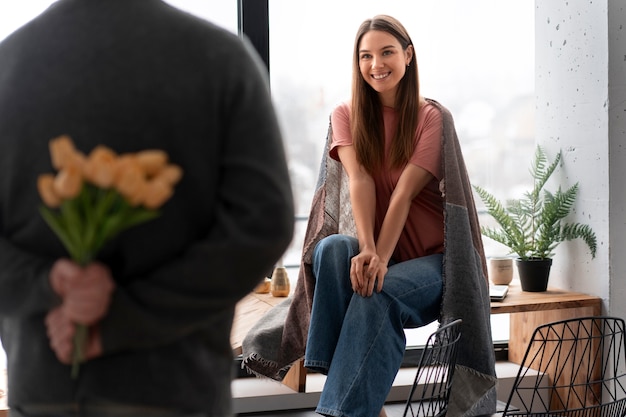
[608,0,626,319]
[535,0,626,317]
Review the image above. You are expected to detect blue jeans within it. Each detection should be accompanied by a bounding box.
[304,235,443,417]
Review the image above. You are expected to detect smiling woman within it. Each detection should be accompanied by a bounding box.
[357,29,414,107]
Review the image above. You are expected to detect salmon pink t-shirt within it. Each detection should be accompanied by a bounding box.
[329,101,444,262]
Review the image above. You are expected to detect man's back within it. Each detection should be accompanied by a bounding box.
[0,0,294,413]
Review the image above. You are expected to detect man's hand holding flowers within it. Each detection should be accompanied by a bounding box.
[50,259,115,326]
[37,135,183,377]
[45,259,115,364]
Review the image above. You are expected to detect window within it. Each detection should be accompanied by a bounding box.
[0,1,58,41]
[163,0,237,34]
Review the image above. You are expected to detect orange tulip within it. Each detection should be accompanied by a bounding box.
[83,145,117,188]
[136,150,168,177]
[37,174,61,208]
[53,163,83,199]
[142,179,173,209]
[115,156,147,205]
[49,135,84,170]
[125,182,147,207]
[154,164,183,186]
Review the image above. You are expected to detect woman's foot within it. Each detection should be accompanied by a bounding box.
[379,407,388,417]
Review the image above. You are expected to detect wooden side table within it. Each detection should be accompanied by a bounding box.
[490,282,602,363]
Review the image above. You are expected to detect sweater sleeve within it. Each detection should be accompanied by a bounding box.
[0,237,59,316]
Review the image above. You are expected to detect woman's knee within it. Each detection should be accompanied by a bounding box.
[313,234,358,263]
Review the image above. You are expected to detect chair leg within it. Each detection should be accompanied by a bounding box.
[282,358,307,392]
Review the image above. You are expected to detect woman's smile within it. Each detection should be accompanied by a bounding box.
[371,72,391,80]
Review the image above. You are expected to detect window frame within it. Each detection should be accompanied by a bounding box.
[238,0,270,72]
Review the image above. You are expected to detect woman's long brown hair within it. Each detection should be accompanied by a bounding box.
[351,15,420,175]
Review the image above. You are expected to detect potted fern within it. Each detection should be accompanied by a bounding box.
[473,145,597,292]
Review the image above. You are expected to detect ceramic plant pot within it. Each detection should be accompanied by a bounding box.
[516,258,553,292]
[488,257,514,285]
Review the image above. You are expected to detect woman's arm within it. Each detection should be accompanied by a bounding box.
[358,163,433,296]
[376,163,433,265]
[336,145,378,296]
[337,147,434,297]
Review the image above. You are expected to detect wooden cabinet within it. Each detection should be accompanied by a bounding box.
[490,282,602,364]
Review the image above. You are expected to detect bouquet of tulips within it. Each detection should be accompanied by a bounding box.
[37,135,183,377]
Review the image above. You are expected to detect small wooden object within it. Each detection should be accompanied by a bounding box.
[270,267,290,297]
[254,277,271,294]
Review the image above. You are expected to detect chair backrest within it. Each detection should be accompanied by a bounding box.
[502,316,626,417]
[403,319,463,417]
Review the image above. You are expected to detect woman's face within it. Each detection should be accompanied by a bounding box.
[358,30,413,107]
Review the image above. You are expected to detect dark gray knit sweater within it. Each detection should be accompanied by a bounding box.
[0,0,294,414]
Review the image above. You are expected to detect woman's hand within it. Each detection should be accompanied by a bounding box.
[350,249,388,297]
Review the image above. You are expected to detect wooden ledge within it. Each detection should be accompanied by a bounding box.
[231,291,290,355]
[231,279,603,393]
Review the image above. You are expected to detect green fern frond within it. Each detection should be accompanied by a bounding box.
[473,185,508,224]
[474,184,527,257]
[530,147,561,200]
[553,185,579,219]
[473,145,596,262]
[561,223,597,258]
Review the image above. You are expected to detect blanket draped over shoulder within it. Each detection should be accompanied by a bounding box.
[242,99,497,416]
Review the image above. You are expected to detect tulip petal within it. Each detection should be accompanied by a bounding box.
[142,179,173,209]
[37,174,61,208]
[49,135,84,170]
[83,145,117,188]
[136,150,168,177]
[53,163,83,199]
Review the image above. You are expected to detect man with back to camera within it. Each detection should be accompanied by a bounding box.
[0,1,294,416]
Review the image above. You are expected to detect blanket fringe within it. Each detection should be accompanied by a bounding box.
[241,353,294,382]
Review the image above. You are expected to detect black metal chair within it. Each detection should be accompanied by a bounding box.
[501,316,626,416]
[403,319,463,417]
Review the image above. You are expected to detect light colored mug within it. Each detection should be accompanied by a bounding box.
[488,257,513,285]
